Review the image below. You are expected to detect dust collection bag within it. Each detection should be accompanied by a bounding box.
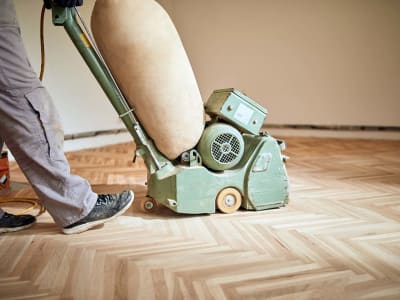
[91,0,205,159]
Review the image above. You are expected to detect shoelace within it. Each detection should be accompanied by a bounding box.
[96,194,114,206]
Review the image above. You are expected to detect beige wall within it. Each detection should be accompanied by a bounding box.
[159,0,400,127]
[14,0,123,135]
[13,0,400,137]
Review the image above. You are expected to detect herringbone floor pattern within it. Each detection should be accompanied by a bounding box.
[0,137,399,299]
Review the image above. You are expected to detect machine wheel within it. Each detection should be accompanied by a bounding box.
[216,188,242,213]
[140,197,158,212]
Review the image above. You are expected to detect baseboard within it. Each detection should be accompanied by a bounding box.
[267,128,400,140]
[63,131,133,152]
[7,131,133,162]
[265,124,400,140]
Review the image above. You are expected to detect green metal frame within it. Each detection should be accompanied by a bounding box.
[148,134,289,214]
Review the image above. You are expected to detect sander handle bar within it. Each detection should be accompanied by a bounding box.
[51,5,171,172]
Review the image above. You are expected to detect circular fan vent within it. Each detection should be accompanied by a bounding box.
[197,123,244,171]
[211,133,242,165]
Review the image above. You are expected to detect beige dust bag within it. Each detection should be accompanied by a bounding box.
[91,0,204,159]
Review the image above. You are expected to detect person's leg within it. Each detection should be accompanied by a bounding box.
[0,88,98,227]
[0,134,37,233]
[0,1,133,234]
[0,0,13,222]
[0,0,97,227]
[0,136,4,219]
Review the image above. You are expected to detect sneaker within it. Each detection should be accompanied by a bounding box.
[0,212,36,234]
[62,190,134,235]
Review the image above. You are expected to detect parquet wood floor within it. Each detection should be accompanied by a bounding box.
[0,137,399,299]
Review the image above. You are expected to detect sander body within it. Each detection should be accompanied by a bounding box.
[51,6,289,214]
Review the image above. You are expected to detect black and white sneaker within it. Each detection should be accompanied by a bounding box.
[0,212,36,233]
[62,190,134,235]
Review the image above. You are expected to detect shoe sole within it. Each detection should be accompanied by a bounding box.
[62,191,134,235]
[0,222,35,234]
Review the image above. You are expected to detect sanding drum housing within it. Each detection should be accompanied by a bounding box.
[91,0,205,159]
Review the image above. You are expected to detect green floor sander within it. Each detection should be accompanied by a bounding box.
[51,6,289,214]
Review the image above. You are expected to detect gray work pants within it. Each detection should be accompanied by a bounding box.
[0,0,97,227]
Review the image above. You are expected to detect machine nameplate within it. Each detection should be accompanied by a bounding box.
[234,103,254,125]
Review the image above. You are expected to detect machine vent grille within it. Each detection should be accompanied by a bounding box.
[211,133,241,164]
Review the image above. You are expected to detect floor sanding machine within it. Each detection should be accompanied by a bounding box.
[50,6,289,214]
